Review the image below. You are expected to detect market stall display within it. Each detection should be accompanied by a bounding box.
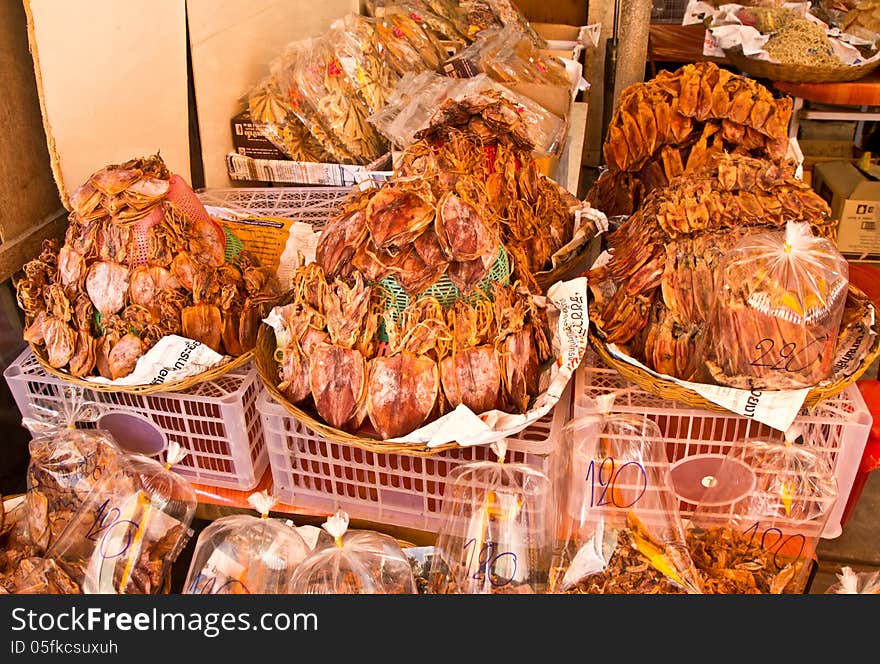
[14,154,281,391]
[287,510,417,593]
[705,3,880,82]
[586,61,794,217]
[584,62,879,412]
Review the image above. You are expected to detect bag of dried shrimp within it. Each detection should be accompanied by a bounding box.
[684,429,838,594]
[183,491,310,594]
[287,511,417,594]
[549,405,704,594]
[427,440,554,594]
[701,220,850,390]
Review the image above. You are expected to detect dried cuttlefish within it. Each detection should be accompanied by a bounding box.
[587,61,794,217]
[15,154,281,380]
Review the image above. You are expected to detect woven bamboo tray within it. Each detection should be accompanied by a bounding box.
[723,44,880,83]
[255,320,460,457]
[30,344,254,395]
[589,288,880,412]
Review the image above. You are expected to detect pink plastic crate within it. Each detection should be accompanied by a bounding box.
[259,386,571,533]
[574,351,873,539]
[4,348,267,491]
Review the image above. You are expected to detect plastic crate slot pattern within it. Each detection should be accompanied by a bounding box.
[4,348,266,491]
[259,387,564,532]
[574,354,872,539]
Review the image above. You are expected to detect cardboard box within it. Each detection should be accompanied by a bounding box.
[230,110,290,161]
[226,152,392,187]
[531,22,600,62]
[811,161,880,262]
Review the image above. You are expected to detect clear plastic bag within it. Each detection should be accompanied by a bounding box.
[428,441,553,594]
[184,492,310,594]
[287,511,417,594]
[371,71,566,156]
[39,442,196,594]
[484,0,548,48]
[246,75,334,163]
[685,431,838,594]
[703,220,850,390]
[824,566,880,594]
[328,14,400,116]
[22,391,127,553]
[550,412,704,594]
[443,25,568,87]
[367,0,471,47]
[268,41,359,164]
[292,34,389,165]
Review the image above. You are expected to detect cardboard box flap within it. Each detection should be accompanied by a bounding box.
[814,161,880,199]
[24,0,190,209]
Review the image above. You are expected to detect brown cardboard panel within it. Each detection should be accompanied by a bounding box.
[186,0,358,188]
[0,0,62,257]
[24,0,191,208]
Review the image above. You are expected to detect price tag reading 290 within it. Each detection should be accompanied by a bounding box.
[585,458,648,508]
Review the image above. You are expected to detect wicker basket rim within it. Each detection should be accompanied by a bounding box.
[722,43,880,83]
[255,322,463,456]
[30,343,254,395]
[588,306,880,412]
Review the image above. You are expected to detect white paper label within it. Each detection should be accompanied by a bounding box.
[606,344,810,432]
[393,277,590,448]
[84,335,226,387]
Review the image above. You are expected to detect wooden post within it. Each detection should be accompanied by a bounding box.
[612,0,653,105]
[582,0,616,168]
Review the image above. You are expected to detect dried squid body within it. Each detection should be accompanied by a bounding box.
[367,351,439,439]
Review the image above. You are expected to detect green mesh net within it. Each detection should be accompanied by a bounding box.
[375,245,511,342]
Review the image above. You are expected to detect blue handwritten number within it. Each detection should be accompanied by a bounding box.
[462,538,517,588]
[84,499,139,560]
[188,573,250,595]
[585,459,648,508]
[744,521,807,570]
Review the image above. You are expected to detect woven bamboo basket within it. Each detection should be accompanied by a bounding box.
[29,345,254,395]
[589,286,880,412]
[723,44,880,83]
[255,317,461,457]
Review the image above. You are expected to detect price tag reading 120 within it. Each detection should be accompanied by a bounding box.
[461,539,517,588]
[585,458,648,508]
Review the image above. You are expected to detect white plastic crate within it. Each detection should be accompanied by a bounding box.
[259,385,571,533]
[4,348,268,491]
[574,352,873,539]
[197,186,350,224]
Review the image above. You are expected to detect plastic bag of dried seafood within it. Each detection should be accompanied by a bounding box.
[428,440,554,594]
[370,71,567,157]
[183,491,310,594]
[246,75,334,163]
[31,441,197,594]
[22,391,128,554]
[327,14,401,116]
[443,24,569,88]
[549,410,704,594]
[366,0,471,48]
[701,220,850,390]
[374,6,450,76]
[824,566,880,594]
[685,430,838,594]
[287,511,417,594]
